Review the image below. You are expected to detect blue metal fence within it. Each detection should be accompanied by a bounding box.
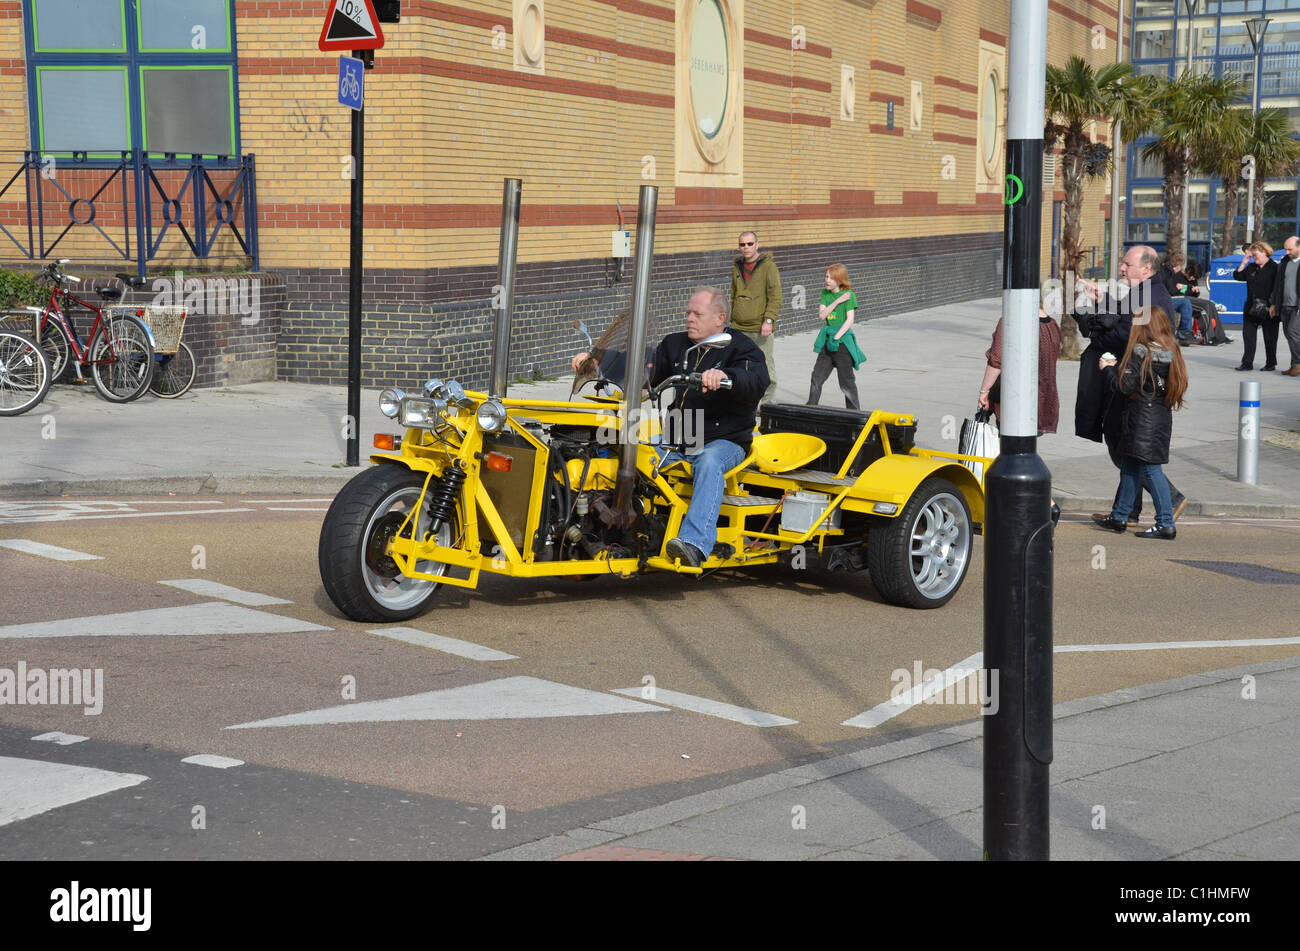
[0,150,258,277]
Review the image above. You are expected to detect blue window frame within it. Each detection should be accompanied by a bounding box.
[24,0,241,164]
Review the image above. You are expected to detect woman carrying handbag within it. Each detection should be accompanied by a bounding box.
[1234,242,1279,371]
[1092,307,1188,540]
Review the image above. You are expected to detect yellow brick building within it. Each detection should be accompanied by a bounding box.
[0,0,1123,387]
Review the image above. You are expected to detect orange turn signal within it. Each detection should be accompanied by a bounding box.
[373,433,400,451]
[484,451,513,472]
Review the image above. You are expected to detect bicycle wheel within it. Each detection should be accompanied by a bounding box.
[40,317,72,382]
[0,330,51,416]
[149,340,196,398]
[89,313,154,403]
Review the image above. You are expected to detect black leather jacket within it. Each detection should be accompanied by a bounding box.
[649,328,769,449]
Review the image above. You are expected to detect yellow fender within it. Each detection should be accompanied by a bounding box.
[840,455,986,526]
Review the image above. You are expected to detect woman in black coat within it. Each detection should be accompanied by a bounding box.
[1092,307,1188,540]
[1234,242,1280,370]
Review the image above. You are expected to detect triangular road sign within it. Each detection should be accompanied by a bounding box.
[319,0,385,51]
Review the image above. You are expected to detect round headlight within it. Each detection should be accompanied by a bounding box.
[423,377,445,398]
[379,387,406,419]
[476,399,507,432]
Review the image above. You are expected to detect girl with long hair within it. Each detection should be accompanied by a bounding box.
[1093,307,1188,540]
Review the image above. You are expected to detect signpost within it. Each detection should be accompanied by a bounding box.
[338,56,364,110]
[320,0,385,466]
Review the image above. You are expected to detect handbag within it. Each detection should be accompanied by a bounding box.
[1245,297,1271,321]
[959,408,1000,482]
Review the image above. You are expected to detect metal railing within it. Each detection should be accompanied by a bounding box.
[0,151,258,277]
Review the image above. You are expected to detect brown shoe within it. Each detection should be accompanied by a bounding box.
[1092,511,1138,528]
[1285,365,1300,376]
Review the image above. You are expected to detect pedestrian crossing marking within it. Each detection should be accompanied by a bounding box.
[159,579,292,607]
[366,627,518,661]
[0,602,329,639]
[610,687,798,727]
[0,756,147,827]
[226,676,668,729]
[0,539,101,561]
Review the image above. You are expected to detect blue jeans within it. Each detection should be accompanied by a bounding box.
[1171,297,1193,336]
[1112,457,1173,528]
[656,438,746,556]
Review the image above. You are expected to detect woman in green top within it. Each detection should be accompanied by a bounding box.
[808,263,867,409]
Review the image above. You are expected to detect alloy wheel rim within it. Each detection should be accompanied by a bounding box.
[908,492,971,600]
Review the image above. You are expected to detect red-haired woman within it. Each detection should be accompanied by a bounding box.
[1093,307,1188,540]
[808,263,866,409]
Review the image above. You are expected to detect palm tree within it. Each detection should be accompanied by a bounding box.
[1140,72,1246,259]
[1193,107,1252,255]
[1045,56,1152,357]
[1243,107,1300,244]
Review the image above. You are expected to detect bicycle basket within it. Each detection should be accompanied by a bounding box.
[138,305,187,354]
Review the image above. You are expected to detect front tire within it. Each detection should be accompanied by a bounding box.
[318,464,459,621]
[867,477,973,609]
[89,314,154,403]
[0,331,51,416]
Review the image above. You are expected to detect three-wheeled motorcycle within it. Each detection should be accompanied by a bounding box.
[317,182,992,621]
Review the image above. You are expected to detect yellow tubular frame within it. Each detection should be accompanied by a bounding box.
[369,392,992,588]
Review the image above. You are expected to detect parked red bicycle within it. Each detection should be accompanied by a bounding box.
[27,259,154,403]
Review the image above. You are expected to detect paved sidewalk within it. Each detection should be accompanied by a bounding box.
[2,296,1298,515]
[481,656,1300,861]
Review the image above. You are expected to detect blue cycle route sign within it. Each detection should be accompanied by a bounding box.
[339,56,364,110]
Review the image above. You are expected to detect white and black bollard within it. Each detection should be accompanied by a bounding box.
[1238,380,1261,485]
[984,0,1053,862]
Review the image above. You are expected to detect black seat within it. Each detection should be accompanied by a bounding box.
[114,272,148,289]
[97,286,123,301]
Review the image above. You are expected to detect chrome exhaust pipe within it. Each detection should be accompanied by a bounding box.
[613,184,657,522]
[489,178,521,399]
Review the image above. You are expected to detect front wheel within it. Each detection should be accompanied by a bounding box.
[867,477,973,609]
[150,341,196,398]
[318,464,459,621]
[0,331,51,416]
[89,314,153,403]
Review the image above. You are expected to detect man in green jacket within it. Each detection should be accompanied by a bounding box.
[730,231,782,404]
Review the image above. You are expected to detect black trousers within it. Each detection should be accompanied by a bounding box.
[1240,317,1280,368]
[1103,398,1184,518]
[807,346,860,410]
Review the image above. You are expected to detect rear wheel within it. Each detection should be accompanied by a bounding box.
[867,477,973,609]
[149,341,196,398]
[318,464,459,621]
[89,313,153,402]
[0,331,51,416]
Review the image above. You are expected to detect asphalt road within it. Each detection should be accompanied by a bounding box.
[1,495,1298,859]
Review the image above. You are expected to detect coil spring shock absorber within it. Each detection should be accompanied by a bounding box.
[426,464,466,535]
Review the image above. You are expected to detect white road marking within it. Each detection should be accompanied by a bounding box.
[265,507,329,512]
[0,602,329,639]
[846,637,1300,730]
[1057,636,1300,652]
[0,756,147,827]
[31,732,89,745]
[0,507,252,524]
[226,676,668,729]
[842,652,984,730]
[181,754,244,769]
[366,626,518,661]
[610,687,797,727]
[0,539,101,561]
[159,579,291,606]
[249,499,335,504]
